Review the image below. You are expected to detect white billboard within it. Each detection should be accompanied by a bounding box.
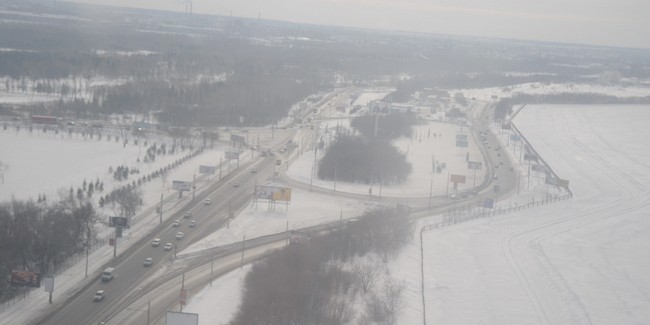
[166,311,198,325]
[172,180,192,191]
[199,165,216,175]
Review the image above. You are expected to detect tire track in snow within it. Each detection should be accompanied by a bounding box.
[502,108,648,324]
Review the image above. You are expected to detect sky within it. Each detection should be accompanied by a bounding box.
[66,0,650,49]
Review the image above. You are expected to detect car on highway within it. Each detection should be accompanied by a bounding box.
[204,199,211,205]
[172,220,180,227]
[183,211,192,218]
[176,232,184,240]
[509,165,515,171]
[163,243,173,251]
[449,194,458,200]
[251,167,257,173]
[93,290,105,302]
[188,220,196,228]
[143,257,153,267]
[233,181,240,188]
[493,174,498,180]
[152,238,161,247]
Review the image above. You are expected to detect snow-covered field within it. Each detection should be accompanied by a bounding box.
[397,105,650,324]
[5,88,648,324]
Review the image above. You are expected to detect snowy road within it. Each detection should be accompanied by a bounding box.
[420,105,650,324]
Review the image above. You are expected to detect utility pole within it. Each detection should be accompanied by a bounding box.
[219,157,222,180]
[113,227,117,257]
[192,173,196,199]
[159,193,163,224]
[180,273,185,312]
[240,235,246,268]
[146,298,151,325]
[85,228,90,277]
[210,251,215,285]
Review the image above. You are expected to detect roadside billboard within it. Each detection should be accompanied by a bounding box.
[546,177,569,187]
[467,161,483,170]
[450,174,466,184]
[109,216,128,228]
[545,177,558,185]
[172,180,192,191]
[531,164,546,172]
[199,165,216,175]
[523,153,538,161]
[230,134,245,143]
[225,151,240,160]
[456,140,469,148]
[456,134,468,141]
[482,198,494,209]
[255,186,292,202]
[166,311,199,325]
[510,134,521,142]
[11,270,41,287]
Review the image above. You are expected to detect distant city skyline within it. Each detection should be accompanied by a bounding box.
[68,0,650,49]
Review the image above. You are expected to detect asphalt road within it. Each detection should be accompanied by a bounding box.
[35,136,289,325]
[34,99,518,325]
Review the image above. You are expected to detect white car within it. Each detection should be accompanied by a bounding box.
[204,199,211,205]
[143,257,153,267]
[152,238,161,247]
[172,220,180,227]
[183,212,192,218]
[176,232,184,240]
[164,243,173,251]
[188,220,196,228]
[93,290,105,302]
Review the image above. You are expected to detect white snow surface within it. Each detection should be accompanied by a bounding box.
[397,104,650,324]
[4,95,649,325]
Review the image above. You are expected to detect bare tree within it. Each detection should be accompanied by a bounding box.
[363,274,405,324]
[353,260,379,294]
[108,187,143,225]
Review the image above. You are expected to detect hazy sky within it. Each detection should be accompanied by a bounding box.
[70,0,650,49]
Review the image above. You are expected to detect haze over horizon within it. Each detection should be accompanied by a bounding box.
[65,0,650,50]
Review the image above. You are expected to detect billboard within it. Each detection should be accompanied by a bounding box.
[482,198,494,209]
[531,164,546,172]
[467,161,483,170]
[199,165,216,175]
[455,134,468,141]
[510,134,521,142]
[456,140,469,148]
[545,177,558,185]
[172,180,192,191]
[109,216,128,228]
[523,153,538,161]
[255,186,292,202]
[230,134,245,143]
[43,276,54,292]
[450,174,466,184]
[11,270,41,287]
[225,151,240,160]
[557,179,570,187]
[166,311,199,325]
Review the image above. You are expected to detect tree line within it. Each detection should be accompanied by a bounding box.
[230,208,413,325]
[0,196,98,302]
[318,113,415,185]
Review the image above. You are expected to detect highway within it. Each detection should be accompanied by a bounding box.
[34,131,292,325]
[33,94,519,325]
